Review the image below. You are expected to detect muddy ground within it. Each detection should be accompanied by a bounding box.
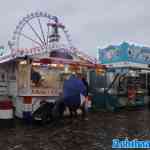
[0,108,150,150]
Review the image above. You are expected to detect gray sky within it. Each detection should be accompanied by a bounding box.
[0,0,150,57]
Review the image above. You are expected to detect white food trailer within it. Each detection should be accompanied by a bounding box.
[0,12,105,120]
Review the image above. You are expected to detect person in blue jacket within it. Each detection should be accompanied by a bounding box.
[63,73,87,118]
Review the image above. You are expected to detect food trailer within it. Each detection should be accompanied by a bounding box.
[98,42,150,110]
[0,47,105,119]
[0,12,105,120]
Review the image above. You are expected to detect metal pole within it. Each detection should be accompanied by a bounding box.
[104,69,107,109]
[146,72,148,96]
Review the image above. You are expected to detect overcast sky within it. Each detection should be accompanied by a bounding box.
[0,0,150,57]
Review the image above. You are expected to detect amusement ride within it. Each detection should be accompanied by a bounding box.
[7,11,97,64]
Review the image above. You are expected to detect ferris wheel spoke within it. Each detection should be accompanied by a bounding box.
[26,21,45,46]
[37,18,46,45]
[20,32,43,48]
[46,25,50,49]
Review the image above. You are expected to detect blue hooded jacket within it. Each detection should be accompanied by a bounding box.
[63,75,86,107]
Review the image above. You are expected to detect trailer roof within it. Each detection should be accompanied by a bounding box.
[0,50,105,69]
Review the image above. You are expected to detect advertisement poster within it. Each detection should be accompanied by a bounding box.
[99,42,150,65]
[99,43,129,64]
[128,46,150,64]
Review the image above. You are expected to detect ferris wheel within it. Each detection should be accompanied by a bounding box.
[8,11,97,63]
[8,11,74,53]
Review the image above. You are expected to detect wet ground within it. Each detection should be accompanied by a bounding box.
[0,107,150,150]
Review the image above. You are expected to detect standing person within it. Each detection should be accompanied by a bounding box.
[31,68,41,86]
[63,73,87,118]
[77,74,89,120]
[81,76,89,97]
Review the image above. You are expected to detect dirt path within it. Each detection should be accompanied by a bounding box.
[0,109,150,150]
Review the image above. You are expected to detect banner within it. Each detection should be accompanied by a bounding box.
[99,42,150,64]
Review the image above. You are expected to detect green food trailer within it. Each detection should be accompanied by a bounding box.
[94,42,150,111]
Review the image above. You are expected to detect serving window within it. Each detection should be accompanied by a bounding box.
[30,66,63,96]
[31,66,62,89]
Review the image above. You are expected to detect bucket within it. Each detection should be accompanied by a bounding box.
[0,100,14,128]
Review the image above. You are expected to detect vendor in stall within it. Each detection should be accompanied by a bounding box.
[81,75,89,97]
[31,68,41,86]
